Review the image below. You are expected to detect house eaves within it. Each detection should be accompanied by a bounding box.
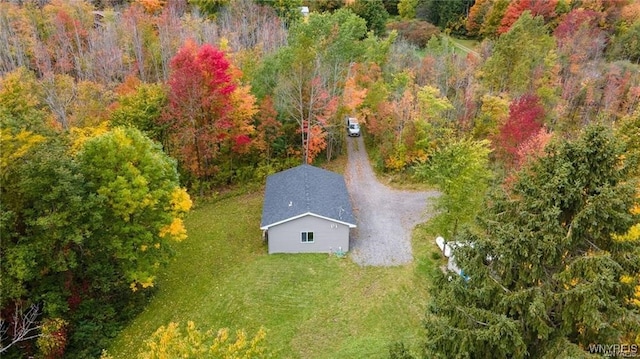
[260,211,357,230]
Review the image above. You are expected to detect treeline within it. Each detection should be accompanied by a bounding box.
[1,0,639,357]
[386,1,640,357]
[0,1,392,357]
[0,0,397,187]
[363,0,640,173]
[0,0,296,189]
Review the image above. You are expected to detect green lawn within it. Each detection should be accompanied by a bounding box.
[107,190,439,358]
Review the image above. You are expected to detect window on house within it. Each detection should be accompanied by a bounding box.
[301,231,314,243]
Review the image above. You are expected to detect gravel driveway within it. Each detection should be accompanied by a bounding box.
[345,136,439,266]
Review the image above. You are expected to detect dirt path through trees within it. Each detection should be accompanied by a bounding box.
[345,136,440,266]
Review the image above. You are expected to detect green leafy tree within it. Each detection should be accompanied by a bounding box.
[0,132,90,307]
[382,0,400,16]
[272,9,368,163]
[398,0,418,19]
[615,107,640,173]
[78,127,191,293]
[309,0,343,13]
[423,125,640,358]
[607,20,640,64]
[363,29,397,66]
[479,11,556,95]
[415,139,492,238]
[479,0,509,38]
[59,127,191,356]
[110,81,168,144]
[0,126,192,358]
[417,85,453,121]
[0,131,94,356]
[471,94,510,139]
[188,0,231,17]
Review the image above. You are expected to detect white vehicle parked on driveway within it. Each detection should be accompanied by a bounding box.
[346,117,360,137]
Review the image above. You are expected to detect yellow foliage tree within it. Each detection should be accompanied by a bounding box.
[472,94,510,139]
[158,187,193,242]
[0,130,46,170]
[68,122,110,154]
[133,321,268,359]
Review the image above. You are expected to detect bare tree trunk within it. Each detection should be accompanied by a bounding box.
[0,9,29,73]
[42,74,76,130]
[88,17,124,84]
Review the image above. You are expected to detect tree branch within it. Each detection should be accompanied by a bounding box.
[489,273,511,293]
[0,303,42,354]
[456,307,489,327]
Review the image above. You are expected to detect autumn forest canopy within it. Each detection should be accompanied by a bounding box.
[1,0,639,357]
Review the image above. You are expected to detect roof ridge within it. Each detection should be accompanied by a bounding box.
[303,165,311,212]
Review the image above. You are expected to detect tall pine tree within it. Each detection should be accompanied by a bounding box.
[423,125,640,358]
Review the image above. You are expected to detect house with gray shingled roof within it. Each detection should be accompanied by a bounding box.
[260,164,356,254]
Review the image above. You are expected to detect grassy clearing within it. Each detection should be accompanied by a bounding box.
[107,190,439,358]
[449,37,480,50]
[444,36,480,56]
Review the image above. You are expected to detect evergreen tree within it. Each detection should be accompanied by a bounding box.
[382,0,400,16]
[423,125,640,358]
[349,0,389,36]
[416,0,472,29]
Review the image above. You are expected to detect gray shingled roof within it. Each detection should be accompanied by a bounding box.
[260,165,357,229]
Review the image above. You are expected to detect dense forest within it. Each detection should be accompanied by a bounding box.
[1,0,639,357]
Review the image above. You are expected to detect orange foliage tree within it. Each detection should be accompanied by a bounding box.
[498,0,558,34]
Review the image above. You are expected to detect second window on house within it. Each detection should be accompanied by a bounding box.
[301,231,314,243]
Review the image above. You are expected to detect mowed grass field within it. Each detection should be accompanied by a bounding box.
[107,189,439,358]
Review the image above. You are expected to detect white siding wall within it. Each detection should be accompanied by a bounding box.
[267,215,350,254]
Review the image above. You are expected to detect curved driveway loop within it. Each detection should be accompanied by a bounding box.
[345,136,440,266]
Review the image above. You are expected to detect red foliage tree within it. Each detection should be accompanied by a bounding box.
[44,8,90,77]
[554,8,601,43]
[162,40,236,180]
[499,0,558,34]
[554,8,606,66]
[494,93,545,165]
